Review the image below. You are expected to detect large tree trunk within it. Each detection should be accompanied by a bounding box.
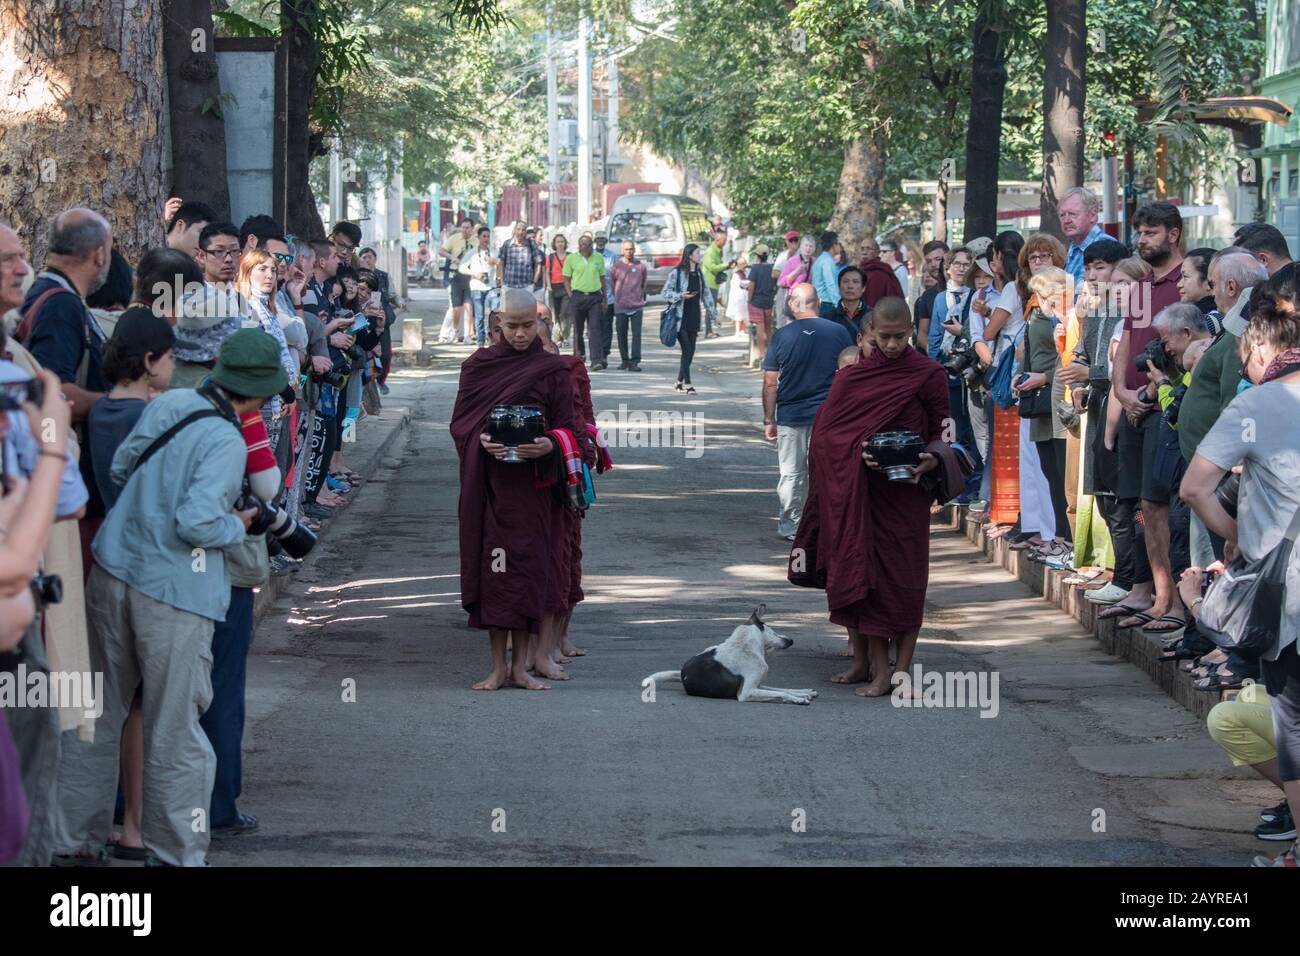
[1040,0,1086,240]
[963,2,1008,242]
[163,0,230,217]
[283,0,325,238]
[0,0,166,263]
[828,133,885,250]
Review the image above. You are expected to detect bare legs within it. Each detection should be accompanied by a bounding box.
[830,628,871,684]
[474,628,549,691]
[530,612,570,681]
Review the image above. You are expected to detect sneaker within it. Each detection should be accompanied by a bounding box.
[1251,841,1297,866]
[1256,803,1297,842]
[1261,799,1289,824]
[1085,583,1130,604]
[269,555,295,577]
[966,499,988,512]
[628,363,642,372]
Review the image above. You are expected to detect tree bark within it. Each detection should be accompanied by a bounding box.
[1040,0,1086,240]
[963,2,1008,242]
[0,0,167,263]
[828,133,885,250]
[163,0,230,217]
[283,0,326,238]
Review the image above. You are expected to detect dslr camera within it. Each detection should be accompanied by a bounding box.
[235,490,317,559]
[942,338,986,389]
[1134,337,1177,378]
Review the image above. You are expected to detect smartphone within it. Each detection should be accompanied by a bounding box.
[349,314,370,334]
[0,378,43,410]
[368,292,380,309]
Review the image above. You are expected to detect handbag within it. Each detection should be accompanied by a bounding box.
[986,328,1023,410]
[1197,503,1300,657]
[659,270,683,347]
[1017,384,1052,418]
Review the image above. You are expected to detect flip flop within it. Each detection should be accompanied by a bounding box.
[1142,614,1186,634]
[1118,611,1156,629]
[1097,602,1147,620]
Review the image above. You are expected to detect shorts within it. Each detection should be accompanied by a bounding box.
[1115,409,1159,502]
[450,274,472,307]
[1147,415,1186,505]
[747,305,773,331]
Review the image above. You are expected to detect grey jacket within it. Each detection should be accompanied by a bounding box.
[661,266,716,326]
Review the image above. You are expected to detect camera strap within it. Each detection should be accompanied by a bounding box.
[126,409,231,480]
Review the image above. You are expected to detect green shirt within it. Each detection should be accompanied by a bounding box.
[1178,330,1244,461]
[562,252,605,294]
[701,242,726,290]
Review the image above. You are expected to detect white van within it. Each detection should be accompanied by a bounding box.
[606,193,713,293]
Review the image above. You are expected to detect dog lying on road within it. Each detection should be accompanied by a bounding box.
[641,604,817,705]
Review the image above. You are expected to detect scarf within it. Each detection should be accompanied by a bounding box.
[1262,346,1300,384]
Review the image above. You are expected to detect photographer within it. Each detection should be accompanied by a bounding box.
[928,247,984,504]
[55,329,287,867]
[1180,262,1300,866]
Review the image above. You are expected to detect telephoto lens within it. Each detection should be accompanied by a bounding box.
[264,506,317,559]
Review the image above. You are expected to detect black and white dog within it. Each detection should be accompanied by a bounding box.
[641,604,817,705]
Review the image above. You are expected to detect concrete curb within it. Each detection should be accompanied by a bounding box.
[933,506,1227,721]
[251,405,413,624]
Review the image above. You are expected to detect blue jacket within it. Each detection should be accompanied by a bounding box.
[811,252,840,307]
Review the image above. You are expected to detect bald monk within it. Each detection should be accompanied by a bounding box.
[451,288,591,689]
[788,297,950,698]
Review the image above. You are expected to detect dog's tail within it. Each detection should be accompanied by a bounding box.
[642,670,681,687]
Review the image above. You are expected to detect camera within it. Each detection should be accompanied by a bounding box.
[235,492,317,559]
[1134,338,1177,378]
[31,572,63,607]
[942,338,986,388]
[316,370,345,388]
[0,377,45,412]
[1164,381,1189,426]
[1214,470,1240,520]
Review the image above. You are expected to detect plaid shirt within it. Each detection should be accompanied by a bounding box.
[499,239,541,288]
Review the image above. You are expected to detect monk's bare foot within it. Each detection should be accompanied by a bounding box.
[532,658,570,680]
[473,669,508,691]
[507,671,551,690]
[830,666,870,684]
[854,676,893,698]
[561,641,587,657]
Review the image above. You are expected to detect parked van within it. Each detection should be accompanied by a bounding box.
[606,193,713,293]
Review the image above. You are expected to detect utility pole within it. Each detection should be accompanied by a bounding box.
[577,13,592,227]
[546,5,559,228]
[607,53,619,176]
[329,141,343,225]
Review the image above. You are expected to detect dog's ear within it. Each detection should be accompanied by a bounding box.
[748,603,767,625]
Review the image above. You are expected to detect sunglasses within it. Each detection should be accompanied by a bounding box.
[271,253,295,265]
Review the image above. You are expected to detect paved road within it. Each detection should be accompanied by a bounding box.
[212,302,1271,865]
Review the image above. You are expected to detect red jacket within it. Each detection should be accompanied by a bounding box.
[857,258,905,307]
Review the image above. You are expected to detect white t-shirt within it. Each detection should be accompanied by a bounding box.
[979,282,1024,362]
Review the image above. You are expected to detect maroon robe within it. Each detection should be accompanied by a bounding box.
[857,258,905,307]
[788,345,949,638]
[552,356,596,612]
[451,337,586,632]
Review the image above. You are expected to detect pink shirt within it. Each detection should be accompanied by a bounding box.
[778,254,812,289]
[610,259,648,310]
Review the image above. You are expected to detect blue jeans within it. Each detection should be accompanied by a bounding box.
[470,290,489,345]
[200,586,255,828]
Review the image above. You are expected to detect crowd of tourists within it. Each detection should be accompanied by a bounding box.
[758,191,1299,867]
[0,201,396,866]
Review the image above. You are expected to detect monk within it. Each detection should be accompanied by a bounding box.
[788,297,950,698]
[451,288,591,690]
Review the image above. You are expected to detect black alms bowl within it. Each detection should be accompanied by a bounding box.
[865,430,925,481]
[486,405,546,461]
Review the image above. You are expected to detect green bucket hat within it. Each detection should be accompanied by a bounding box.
[210,328,289,398]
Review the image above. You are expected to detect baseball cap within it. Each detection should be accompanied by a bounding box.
[784,230,800,241]
[975,255,995,277]
[754,243,771,257]
[964,236,993,258]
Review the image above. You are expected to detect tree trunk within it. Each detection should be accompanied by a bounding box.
[829,130,885,250]
[163,0,230,217]
[283,0,325,238]
[0,0,166,263]
[963,2,1007,242]
[1040,0,1086,240]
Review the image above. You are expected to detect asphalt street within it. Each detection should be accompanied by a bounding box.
[210,289,1273,866]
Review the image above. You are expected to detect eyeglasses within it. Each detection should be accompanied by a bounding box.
[203,247,241,260]
[1027,252,1054,264]
[331,239,355,254]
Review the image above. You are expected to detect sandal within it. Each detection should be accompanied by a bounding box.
[1117,611,1156,629]
[1098,602,1148,621]
[1142,614,1186,634]
[1158,637,1203,662]
[1195,669,1248,692]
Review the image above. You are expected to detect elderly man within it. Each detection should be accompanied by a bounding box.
[450,288,591,690]
[1058,186,1106,289]
[856,237,905,307]
[762,283,854,541]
